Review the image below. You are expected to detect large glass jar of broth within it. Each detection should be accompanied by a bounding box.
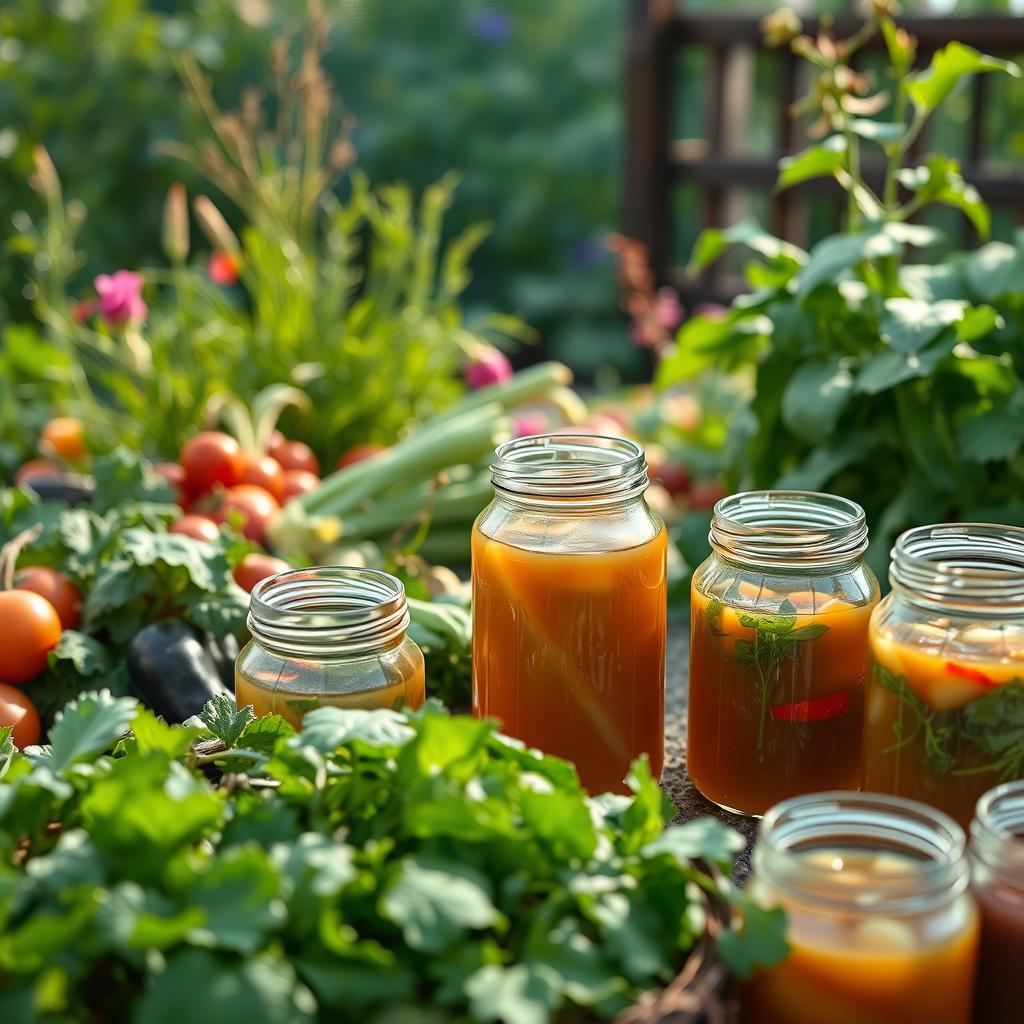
[472,434,667,795]
[864,524,1024,827]
[689,491,878,816]
[235,566,425,729]
[744,791,979,1024]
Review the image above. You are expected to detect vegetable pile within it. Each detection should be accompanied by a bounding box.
[0,693,786,1023]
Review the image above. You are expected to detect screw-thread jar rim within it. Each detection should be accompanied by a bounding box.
[755,791,970,915]
[971,780,1024,887]
[890,523,1024,616]
[490,433,649,509]
[247,566,410,658]
[709,490,868,569]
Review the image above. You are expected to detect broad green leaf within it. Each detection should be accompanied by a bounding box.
[24,830,104,892]
[795,231,901,300]
[895,387,958,493]
[294,706,413,753]
[880,298,966,353]
[657,313,770,385]
[198,694,256,747]
[956,305,1001,344]
[46,690,139,773]
[882,222,944,249]
[777,136,846,190]
[848,119,904,144]
[521,788,597,861]
[908,42,1019,114]
[47,631,111,678]
[642,817,745,870]
[131,709,203,757]
[780,357,854,441]
[958,398,1024,463]
[136,949,316,1024]
[855,332,957,394]
[897,155,990,238]
[716,898,789,979]
[465,963,561,1024]
[295,956,417,1014]
[381,856,502,953]
[95,881,205,951]
[117,529,220,592]
[964,241,1024,301]
[898,261,966,303]
[397,712,492,780]
[688,216,805,273]
[524,919,627,1010]
[775,431,877,491]
[589,890,674,981]
[272,833,356,899]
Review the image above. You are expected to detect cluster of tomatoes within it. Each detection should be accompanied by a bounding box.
[159,430,326,591]
[0,565,82,749]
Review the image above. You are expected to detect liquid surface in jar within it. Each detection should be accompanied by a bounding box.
[689,584,875,815]
[744,848,979,1024]
[974,865,1024,1024]
[472,526,667,795]
[863,622,1024,826]
[235,645,425,730]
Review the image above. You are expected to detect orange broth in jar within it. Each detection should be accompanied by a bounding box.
[688,492,877,816]
[472,434,667,795]
[743,793,979,1024]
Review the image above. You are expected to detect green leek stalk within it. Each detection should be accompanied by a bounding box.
[430,361,572,424]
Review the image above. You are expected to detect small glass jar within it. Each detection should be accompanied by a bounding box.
[235,566,425,729]
[689,491,878,816]
[744,791,979,1024]
[864,524,1024,827]
[472,433,667,795]
[970,781,1024,1023]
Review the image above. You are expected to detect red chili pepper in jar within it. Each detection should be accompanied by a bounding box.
[771,689,850,722]
[945,662,997,687]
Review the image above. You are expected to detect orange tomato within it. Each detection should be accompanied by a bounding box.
[237,453,285,502]
[169,515,221,543]
[0,683,41,748]
[213,485,280,546]
[273,440,319,475]
[0,591,62,683]
[14,567,82,630]
[233,553,290,593]
[280,469,320,502]
[41,417,87,462]
[180,432,242,494]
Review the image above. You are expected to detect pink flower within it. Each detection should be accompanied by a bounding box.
[94,270,147,326]
[654,287,684,331]
[208,250,241,285]
[463,345,512,390]
[513,411,549,437]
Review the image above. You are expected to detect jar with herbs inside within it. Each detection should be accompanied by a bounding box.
[864,524,1024,827]
[235,566,425,728]
[689,491,878,816]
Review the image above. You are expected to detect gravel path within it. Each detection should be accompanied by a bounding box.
[663,617,759,881]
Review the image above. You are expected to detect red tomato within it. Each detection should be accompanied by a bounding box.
[0,591,62,684]
[14,459,59,485]
[180,432,242,495]
[237,453,285,502]
[14,567,82,630]
[689,480,728,511]
[274,440,319,475]
[213,485,280,546]
[233,553,291,593]
[651,460,692,498]
[335,443,386,471]
[267,430,288,462]
[153,462,189,506]
[41,417,87,462]
[0,683,41,748]
[281,469,320,502]
[169,515,221,543]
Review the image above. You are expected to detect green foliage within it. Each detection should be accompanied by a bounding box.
[0,696,787,1022]
[662,13,1024,575]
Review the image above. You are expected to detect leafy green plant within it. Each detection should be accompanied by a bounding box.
[0,693,787,1022]
[659,7,1023,574]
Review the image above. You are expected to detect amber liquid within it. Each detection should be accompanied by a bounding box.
[689,588,873,816]
[472,526,667,795]
[235,657,425,730]
[744,851,979,1024]
[863,632,1024,827]
[973,874,1024,1024]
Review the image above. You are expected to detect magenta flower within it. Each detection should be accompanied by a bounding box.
[94,270,147,327]
[513,411,549,438]
[654,287,684,331]
[463,345,513,390]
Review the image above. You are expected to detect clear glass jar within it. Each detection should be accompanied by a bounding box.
[472,433,667,795]
[235,566,425,729]
[970,781,1024,1024]
[689,491,878,816]
[864,524,1024,827]
[744,791,979,1024]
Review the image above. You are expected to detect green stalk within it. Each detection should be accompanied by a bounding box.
[432,361,572,423]
[301,403,509,518]
[336,475,493,541]
[416,527,473,566]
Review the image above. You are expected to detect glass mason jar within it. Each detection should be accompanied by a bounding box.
[235,566,425,729]
[970,781,1024,1024]
[689,491,878,816]
[472,433,667,795]
[744,792,979,1024]
[864,524,1024,827]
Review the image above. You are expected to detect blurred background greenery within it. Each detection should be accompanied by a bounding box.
[2,0,1022,383]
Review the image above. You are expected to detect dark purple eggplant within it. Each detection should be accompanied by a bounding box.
[127,620,232,723]
[24,474,95,506]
